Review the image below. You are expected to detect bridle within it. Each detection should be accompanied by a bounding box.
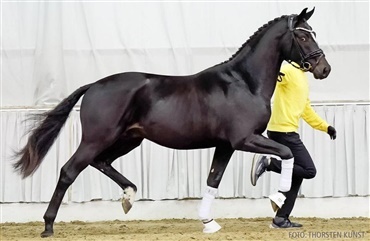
[287,15,324,71]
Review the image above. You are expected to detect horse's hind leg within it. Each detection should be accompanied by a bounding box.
[91,162,136,213]
[199,143,234,233]
[90,137,143,214]
[41,142,104,238]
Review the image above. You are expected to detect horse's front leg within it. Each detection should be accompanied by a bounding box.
[233,134,294,212]
[199,143,234,233]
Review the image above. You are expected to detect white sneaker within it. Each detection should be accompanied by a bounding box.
[268,192,286,212]
[251,154,269,186]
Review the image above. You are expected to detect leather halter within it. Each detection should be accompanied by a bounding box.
[287,15,324,71]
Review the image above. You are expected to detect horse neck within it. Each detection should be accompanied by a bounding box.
[227,22,286,101]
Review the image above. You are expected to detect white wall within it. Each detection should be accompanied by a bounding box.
[2,197,369,223]
[2,1,369,107]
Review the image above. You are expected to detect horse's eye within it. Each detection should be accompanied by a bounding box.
[300,37,306,42]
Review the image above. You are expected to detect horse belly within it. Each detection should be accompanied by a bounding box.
[135,109,223,149]
[133,80,227,149]
[143,123,220,149]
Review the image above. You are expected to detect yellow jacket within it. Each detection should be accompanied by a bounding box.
[267,63,329,133]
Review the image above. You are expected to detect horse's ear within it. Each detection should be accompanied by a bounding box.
[297,7,315,23]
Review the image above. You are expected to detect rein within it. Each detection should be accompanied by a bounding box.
[287,15,324,71]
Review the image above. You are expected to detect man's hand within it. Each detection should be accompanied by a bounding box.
[327,126,337,140]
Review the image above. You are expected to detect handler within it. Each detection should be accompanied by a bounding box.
[250,62,337,228]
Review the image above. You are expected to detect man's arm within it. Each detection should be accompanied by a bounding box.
[301,99,329,132]
[301,100,336,139]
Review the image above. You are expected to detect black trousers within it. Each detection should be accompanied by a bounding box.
[267,131,317,219]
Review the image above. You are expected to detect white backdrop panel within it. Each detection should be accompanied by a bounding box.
[2,1,369,106]
[1,104,369,203]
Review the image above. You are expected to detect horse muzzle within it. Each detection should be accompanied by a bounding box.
[311,57,331,79]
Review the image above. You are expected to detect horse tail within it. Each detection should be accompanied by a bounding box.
[13,83,93,178]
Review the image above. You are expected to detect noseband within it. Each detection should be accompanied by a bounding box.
[287,16,324,71]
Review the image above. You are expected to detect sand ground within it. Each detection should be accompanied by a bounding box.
[1,217,369,241]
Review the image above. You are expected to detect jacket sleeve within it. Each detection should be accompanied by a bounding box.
[301,99,329,132]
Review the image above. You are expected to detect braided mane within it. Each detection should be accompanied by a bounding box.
[221,14,289,64]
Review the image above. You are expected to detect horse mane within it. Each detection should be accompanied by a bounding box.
[220,14,290,65]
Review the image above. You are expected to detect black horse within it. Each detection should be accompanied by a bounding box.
[14,8,330,237]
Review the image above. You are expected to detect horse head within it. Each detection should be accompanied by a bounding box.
[282,8,331,79]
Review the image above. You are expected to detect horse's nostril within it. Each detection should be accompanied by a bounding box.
[323,66,330,77]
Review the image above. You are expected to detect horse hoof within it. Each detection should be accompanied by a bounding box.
[202,219,221,234]
[40,230,54,238]
[121,187,136,214]
[122,198,133,214]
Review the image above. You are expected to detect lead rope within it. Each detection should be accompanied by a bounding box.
[287,60,303,70]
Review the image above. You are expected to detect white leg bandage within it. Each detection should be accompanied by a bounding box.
[198,186,218,222]
[279,158,294,192]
